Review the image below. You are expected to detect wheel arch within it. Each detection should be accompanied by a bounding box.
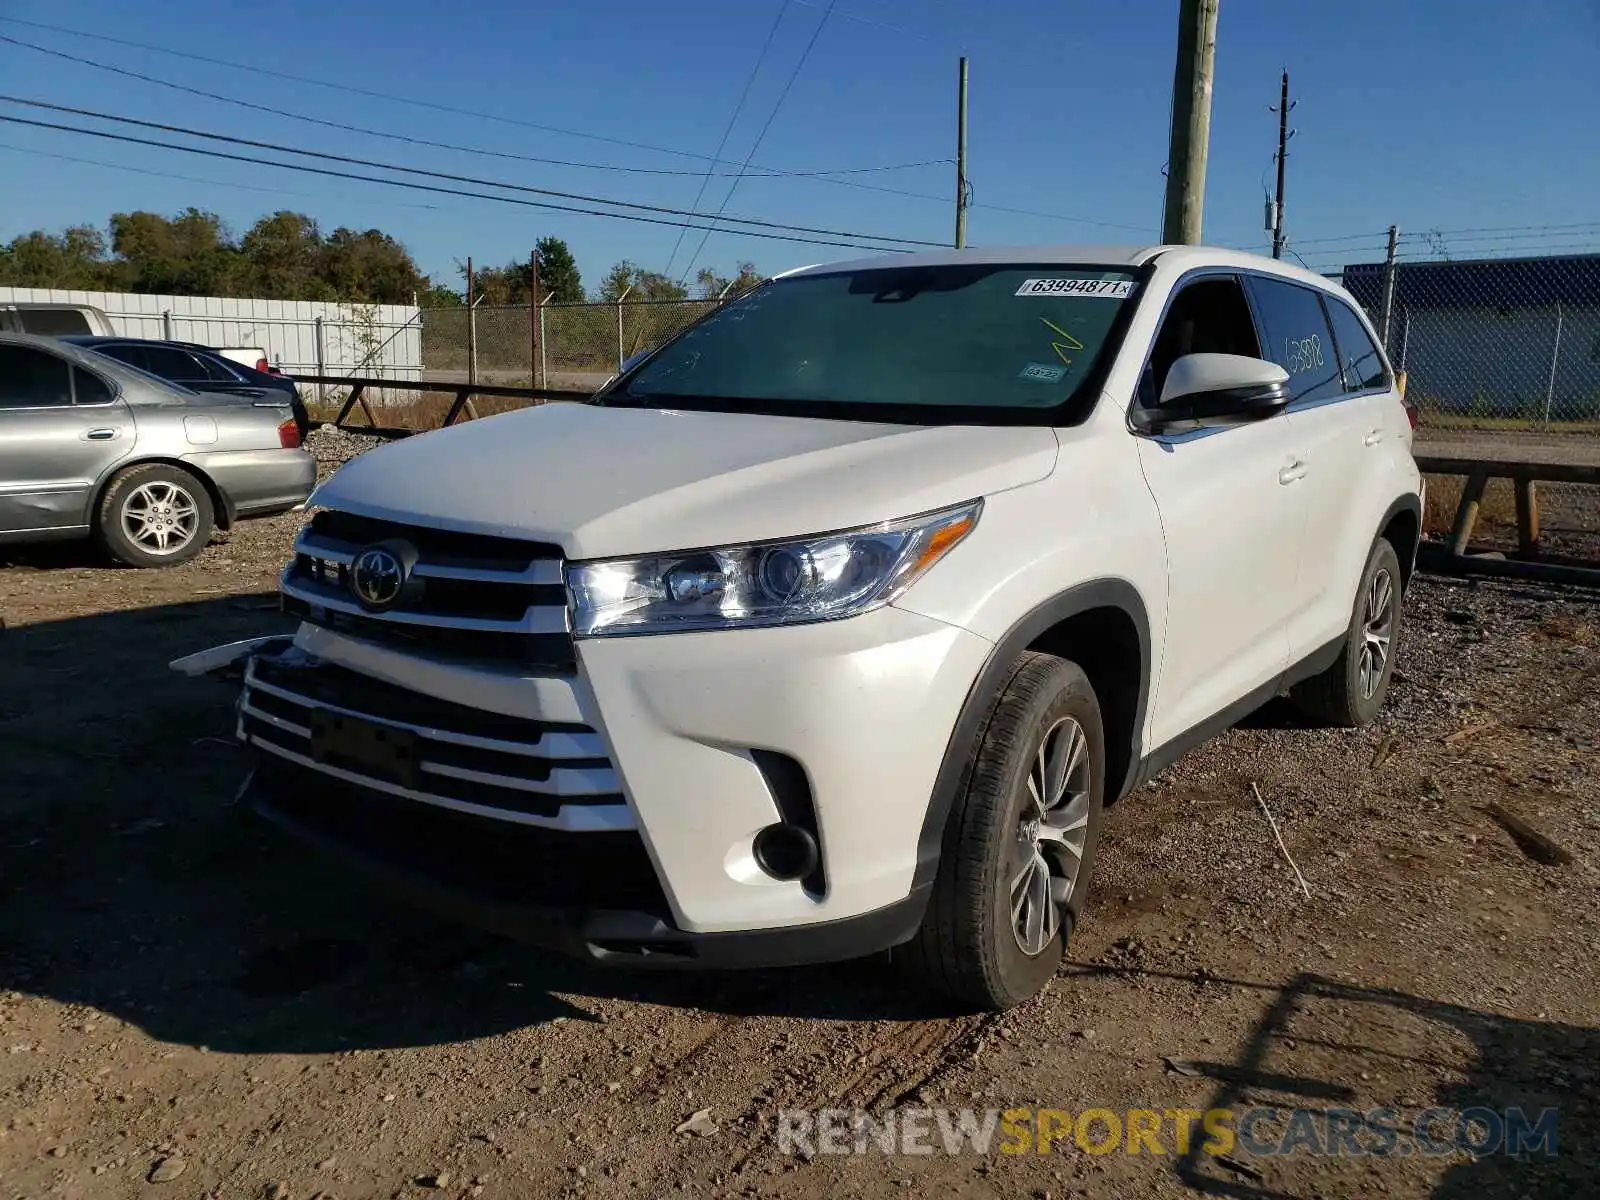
[89,456,234,532]
[911,579,1152,890]
[1377,492,1422,587]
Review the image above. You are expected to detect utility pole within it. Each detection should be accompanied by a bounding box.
[529,246,542,390]
[1161,0,1221,244]
[1270,68,1294,259]
[465,256,476,386]
[954,56,969,249]
[1379,224,1400,352]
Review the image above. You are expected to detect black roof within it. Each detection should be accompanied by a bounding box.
[1343,253,1600,311]
[59,334,217,353]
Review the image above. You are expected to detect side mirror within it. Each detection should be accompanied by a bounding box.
[1133,352,1291,434]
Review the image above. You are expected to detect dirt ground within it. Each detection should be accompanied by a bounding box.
[1,429,1597,1200]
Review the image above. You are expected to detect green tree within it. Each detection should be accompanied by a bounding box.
[594,259,688,302]
[461,261,517,305]
[318,227,427,303]
[110,208,240,294]
[418,281,463,307]
[1,207,447,304]
[536,236,583,303]
[240,211,332,300]
[0,225,113,289]
[694,261,763,301]
[460,240,583,306]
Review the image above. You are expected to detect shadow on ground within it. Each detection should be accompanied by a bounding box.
[1065,964,1596,1200]
[0,596,961,1061]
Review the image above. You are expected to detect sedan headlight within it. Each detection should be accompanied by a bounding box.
[568,500,981,636]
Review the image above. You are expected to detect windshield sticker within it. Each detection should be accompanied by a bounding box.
[1015,277,1134,299]
[1019,362,1066,383]
[1040,317,1084,366]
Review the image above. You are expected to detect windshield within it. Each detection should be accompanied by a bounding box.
[608,263,1141,423]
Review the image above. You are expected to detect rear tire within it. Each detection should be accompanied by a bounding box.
[96,463,214,568]
[1289,537,1403,728]
[897,652,1106,1011]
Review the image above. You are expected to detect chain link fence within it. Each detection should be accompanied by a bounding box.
[1341,253,1600,563]
[420,298,720,392]
[1342,255,1600,436]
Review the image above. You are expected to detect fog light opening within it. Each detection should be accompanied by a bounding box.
[751,823,819,883]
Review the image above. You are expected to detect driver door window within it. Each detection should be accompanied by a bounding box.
[1141,276,1263,408]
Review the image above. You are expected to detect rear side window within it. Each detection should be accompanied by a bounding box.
[1325,299,1388,391]
[0,345,73,407]
[98,343,152,373]
[17,309,92,336]
[74,367,114,404]
[143,346,214,382]
[1243,277,1344,404]
[194,352,243,382]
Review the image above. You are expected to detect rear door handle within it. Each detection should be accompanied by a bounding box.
[84,428,119,441]
[1364,428,1384,446]
[1278,459,1306,485]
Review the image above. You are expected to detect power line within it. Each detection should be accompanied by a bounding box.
[1399,220,1600,238]
[0,140,432,208]
[0,15,1155,237]
[0,31,945,182]
[0,16,945,184]
[1403,228,1600,247]
[663,1,793,279]
[1285,230,1393,246]
[0,113,916,254]
[0,95,942,247]
[0,16,1146,235]
[680,0,839,283]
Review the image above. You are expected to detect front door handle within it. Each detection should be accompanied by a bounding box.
[1278,459,1306,485]
[84,428,119,441]
[1364,428,1384,446]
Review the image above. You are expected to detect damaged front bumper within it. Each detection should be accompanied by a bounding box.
[170,636,929,969]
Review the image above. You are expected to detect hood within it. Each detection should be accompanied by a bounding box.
[310,402,1059,559]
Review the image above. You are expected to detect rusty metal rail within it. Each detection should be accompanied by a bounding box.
[287,373,593,439]
[1416,453,1600,587]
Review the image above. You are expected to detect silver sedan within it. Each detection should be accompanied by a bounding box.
[0,332,316,567]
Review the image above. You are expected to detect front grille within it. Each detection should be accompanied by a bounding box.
[253,757,669,915]
[281,510,574,671]
[239,652,625,826]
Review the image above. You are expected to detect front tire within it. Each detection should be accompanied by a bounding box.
[898,652,1106,1011]
[1289,537,1403,727]
[96,463,215,568]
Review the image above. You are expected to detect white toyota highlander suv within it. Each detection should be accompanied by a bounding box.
[179,245,1422,1010]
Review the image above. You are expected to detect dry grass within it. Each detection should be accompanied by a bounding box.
[307,391,547,431]
[1420,411,1600,435]
[1421,472,1518,534]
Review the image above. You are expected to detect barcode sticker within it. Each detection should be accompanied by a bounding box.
[1014,278,1134,299]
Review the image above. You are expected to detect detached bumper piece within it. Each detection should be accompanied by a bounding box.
[243,757,929,969]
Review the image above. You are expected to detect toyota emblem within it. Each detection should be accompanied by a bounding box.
[348,541,415,611]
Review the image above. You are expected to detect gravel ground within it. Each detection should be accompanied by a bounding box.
[0,425,1596,1199]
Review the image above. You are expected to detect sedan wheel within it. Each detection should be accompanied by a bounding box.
[96,463,216,568]
[120,480,202,557]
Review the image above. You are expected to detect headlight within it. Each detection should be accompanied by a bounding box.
[568,500,981,637]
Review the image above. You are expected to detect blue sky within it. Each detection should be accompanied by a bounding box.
[1,0,1597,292]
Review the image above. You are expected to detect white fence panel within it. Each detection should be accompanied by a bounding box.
[0,286,421,379]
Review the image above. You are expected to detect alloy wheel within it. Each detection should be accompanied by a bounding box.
[121,481,201,556]
[1358,567,1395,700]
[1010,715,1093,956]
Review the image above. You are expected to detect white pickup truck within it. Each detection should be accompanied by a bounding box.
[178,244,1422,1010]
